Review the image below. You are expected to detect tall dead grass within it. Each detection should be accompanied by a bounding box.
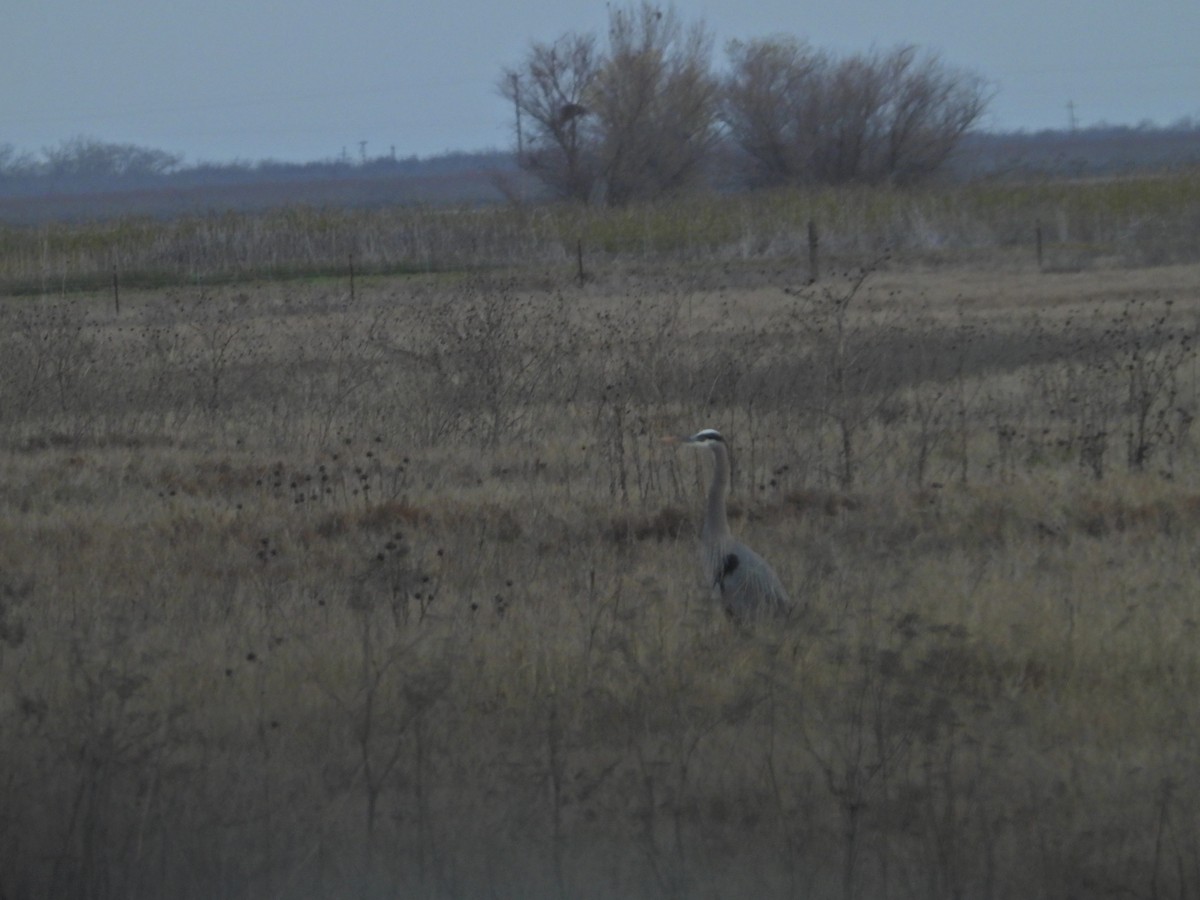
[2,259,1200,898]
[3,169,1200,293]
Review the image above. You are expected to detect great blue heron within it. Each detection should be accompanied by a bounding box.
[674,428,792,618]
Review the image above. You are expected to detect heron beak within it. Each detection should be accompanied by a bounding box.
[661,434,687,445]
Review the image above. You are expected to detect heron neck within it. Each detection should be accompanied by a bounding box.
[705,442,732,543]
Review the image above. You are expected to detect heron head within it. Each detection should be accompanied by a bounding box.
[661,428,726,449]
[683,428,725,448]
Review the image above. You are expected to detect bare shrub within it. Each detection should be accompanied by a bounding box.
[1014,295,1198,479]
[722,37,828,189]
[723,40,990,186]
[591,4,721,205]
[398,278,581,449]
[0,298,97,424]
[501,2,721,206]
[291,293,400,447]
[1106,296,1196,473]
[499,33,603,203]
[784,266,908,488]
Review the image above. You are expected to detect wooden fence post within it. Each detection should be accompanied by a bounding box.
[807,219,819,283]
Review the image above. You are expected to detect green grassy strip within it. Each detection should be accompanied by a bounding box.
[2,168,1198,292]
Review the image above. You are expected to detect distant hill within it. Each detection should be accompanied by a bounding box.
[1,124,1197,224]
[0,149,540,224]
[951,122,1200,179]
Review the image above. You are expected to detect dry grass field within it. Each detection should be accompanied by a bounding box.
[2,248,1200,898]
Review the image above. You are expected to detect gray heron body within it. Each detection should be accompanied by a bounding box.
[678,429,791,618]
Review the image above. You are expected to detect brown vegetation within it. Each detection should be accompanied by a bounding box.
[2,251,1200,898]
[723,40,989,187]
[501,3,989,203]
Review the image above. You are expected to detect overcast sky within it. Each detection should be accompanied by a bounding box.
[4,0,1197,165]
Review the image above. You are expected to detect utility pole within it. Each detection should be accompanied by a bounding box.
[1066,100,1078,132]
[358,140,367,163]
[511,72,524,161]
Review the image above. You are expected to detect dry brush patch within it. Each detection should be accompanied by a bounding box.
[4,170,1200,293]
[2,261,1200,898]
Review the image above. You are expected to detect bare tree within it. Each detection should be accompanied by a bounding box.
[503,18,985,199]
[815,52,892,183]
[723,41,989,186]
[41,136,183,182]
[875,47,991,184]
[499,33,602,203]
[722,37,827,187]
[590,4,721,205]
[0,143,37,180]
[500,3,720,206]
